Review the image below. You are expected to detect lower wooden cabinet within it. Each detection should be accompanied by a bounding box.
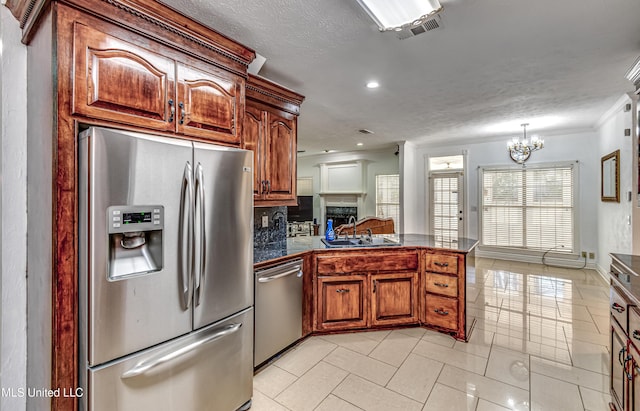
[312,248,470,339]
[317,275,368,331]
[371,272,419,326]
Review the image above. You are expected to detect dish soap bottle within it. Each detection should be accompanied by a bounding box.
[325,219,335,241]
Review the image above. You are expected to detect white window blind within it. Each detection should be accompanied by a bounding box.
[375,174,399,225]
[480,164,575,253]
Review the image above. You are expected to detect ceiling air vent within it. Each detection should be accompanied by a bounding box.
[396,15,442,40]
[358,129,374,134]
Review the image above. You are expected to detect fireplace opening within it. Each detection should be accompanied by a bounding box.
[325,206,357,227]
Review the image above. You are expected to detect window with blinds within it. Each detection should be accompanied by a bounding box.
[375,174,400,225]
[480,164,575,253]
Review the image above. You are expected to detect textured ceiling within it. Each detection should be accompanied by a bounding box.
[163,0,640,155]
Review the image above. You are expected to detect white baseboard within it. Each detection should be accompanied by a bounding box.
[595,263,611,284]
[476,248,597,270]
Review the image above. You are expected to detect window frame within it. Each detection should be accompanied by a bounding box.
[478,161,580,256]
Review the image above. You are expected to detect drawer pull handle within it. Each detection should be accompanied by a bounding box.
[625,355,634,381]
[434,262,449,267]
[619,347,627,365]
[612,303,625,313]
[434,282,449,288]
[336,289,350,294]
[434,309,449,316]
[633,330,640,340]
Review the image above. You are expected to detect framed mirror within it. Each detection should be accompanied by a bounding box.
[601,149,620,202]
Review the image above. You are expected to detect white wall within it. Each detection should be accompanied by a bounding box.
[0,5,28,411]
[399,141,419,234]
[596,94,635,273]
[297,149,399,228]
[406,128,600,263]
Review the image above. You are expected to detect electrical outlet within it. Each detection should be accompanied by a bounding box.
[581,251,587,258]
[589,252,595,259]
[261,215,269,228]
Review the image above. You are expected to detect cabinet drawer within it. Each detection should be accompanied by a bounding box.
[317,251,419,274]
[425,295,458,330]
[424,253,458,275]
[611,285,633,331]
[630,307,640,347]
[425,272,458,298]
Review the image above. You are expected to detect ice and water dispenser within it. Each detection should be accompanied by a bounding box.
[107,205,164,280]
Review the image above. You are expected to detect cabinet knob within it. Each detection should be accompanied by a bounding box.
[434,262,449,267]
[336,288,350,294]
[434,309,449,316]
[433,282,449,288]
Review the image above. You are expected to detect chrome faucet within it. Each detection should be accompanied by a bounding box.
[347,216,357,239]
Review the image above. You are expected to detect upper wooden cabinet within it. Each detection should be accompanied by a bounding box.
[244,74,304,206]
[72,22,176,132]
[73,22,245,144]
[176,62,243,144]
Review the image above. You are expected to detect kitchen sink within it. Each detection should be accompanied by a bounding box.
[321,237,401,248]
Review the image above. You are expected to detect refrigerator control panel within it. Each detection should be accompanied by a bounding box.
[107,205,164,234]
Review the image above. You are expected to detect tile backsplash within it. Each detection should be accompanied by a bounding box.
[253,206,287,262]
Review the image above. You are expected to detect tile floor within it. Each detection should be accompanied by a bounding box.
[251,258,612,411]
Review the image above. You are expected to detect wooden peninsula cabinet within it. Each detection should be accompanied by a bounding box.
[311,244,474,341]
[314,249,420,331]
[244,74,304,206]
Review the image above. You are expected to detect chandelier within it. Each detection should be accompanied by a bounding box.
[507,123,544,164]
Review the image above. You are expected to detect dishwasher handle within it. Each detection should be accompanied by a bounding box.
[258,267,302,283]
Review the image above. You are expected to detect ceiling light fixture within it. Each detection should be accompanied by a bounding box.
[366,81,379,89]
[356,0,443,31]
[507,123,544,164]
[357,143,364,146]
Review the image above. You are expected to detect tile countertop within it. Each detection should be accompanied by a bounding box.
[254,234,479,265]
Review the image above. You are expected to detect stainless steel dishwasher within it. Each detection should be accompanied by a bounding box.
[254,258,303,366]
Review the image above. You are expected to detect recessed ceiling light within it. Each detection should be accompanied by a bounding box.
[324,149,336,153]
[357,143,364,146]
[366,81,379,89]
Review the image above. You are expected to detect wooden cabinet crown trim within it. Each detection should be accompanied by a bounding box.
[246,74,305,114]
[97,0,254,66]
[10,0,256,69]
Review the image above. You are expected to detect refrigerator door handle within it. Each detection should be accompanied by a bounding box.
[257,267,302,283]
[194,163,206,306]
[179,161,194,310]
[120,322,243,379]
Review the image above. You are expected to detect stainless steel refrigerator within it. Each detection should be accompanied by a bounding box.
[78,127,254,411]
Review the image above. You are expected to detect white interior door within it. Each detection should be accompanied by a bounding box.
[429,171,464,240]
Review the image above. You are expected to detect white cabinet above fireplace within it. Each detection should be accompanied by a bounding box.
[319,160,367,194]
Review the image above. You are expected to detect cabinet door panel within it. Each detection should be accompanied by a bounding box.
[243,106,264,199]
[264,111,296,201]
[317,275,367,331]
[371,272,418,326]
[73,22,174,130]
[177,63,241,144]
